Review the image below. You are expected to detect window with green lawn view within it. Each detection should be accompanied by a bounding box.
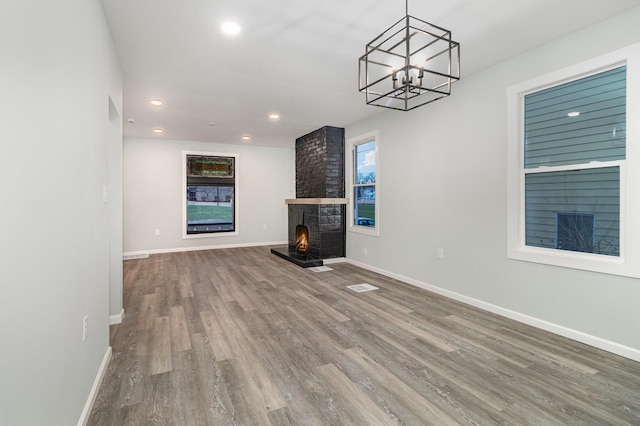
[185,153,237,235]
[353,138,376,229]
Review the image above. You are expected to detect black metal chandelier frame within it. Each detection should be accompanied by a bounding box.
[358,0,461,111]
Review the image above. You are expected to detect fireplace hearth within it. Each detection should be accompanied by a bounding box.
[271,126,346,267]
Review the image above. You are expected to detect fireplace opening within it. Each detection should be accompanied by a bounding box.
[295,224,310,256]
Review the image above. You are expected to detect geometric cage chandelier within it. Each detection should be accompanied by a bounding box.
[358,0,461,111]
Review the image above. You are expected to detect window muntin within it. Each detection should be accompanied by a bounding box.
[183,152,238,238]
[353,139,376,229]
[521,66,625,257]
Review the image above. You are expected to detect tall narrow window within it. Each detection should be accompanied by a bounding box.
[349,133,378,235]
[183,152,238,237]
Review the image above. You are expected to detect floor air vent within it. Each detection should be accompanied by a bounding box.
[347,283,378,293]
[309,266,333,273]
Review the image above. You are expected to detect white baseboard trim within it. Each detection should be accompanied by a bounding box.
[77,346,112,426]
[323,257,347,265]
[123,240,287,258]
[109,309,124,325]
[123,253,149,260]
[346,258,640,363]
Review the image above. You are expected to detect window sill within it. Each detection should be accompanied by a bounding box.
[183,230,239,239]
[506,245,640,278]
[348,225,379,237]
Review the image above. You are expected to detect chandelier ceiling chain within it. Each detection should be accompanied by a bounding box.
[358,0,461,111]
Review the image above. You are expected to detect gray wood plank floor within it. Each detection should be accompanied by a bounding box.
[88,247,640,425]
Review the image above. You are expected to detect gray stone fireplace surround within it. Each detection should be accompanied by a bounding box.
[271,126,347,267]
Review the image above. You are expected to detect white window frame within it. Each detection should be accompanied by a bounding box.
[507,43,640,278]
[347,130,380,236]
[182,150,239,239]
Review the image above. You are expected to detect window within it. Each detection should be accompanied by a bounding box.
[507,44,640,277]
[523,66,625,257]
[182,151,239,238]
[348,131,379,235]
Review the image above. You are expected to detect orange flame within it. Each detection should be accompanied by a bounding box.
[295,225,310,253]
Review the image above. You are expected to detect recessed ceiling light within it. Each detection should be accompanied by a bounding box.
[269,113,281,121]
[127,118,136,123]
[221,21,241,36]
[207,122,216,126]
[567,111,580,117]
[153,128,165,135]
[241,135,252,142]
[149,99,164,107]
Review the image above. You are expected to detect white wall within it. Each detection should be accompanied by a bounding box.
[346,8,640,357]
[0,0,122,424]
[124,138,294,253]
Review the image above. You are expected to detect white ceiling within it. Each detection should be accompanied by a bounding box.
[101,0,640,148]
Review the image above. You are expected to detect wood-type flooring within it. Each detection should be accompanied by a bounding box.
[88,247,640,425]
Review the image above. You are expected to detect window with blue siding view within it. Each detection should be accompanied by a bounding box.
[523,66,625,256]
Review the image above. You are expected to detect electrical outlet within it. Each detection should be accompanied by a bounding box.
[363,248,368,256]
[263,223,268,230]
[155,229,160,236]
[83,315,89,342]
[437,248,444,259]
